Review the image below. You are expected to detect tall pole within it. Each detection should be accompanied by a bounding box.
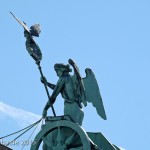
[37,62,56,117]
[10,12,56,117]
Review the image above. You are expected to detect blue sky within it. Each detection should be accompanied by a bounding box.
[1,0,150,149]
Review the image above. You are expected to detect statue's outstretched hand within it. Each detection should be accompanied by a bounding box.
[42,108,47,118]
[41,76,47,84]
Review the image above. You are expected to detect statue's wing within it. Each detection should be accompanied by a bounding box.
[69,59,87,107]
[83,68,107,120]
[71,72,87,107]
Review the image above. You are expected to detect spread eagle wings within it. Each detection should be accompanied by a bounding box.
[82,68,107,120]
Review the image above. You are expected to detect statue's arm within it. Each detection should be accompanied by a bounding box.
[41,77,56,90]
[43,78,65,111]
[47,82,56,90]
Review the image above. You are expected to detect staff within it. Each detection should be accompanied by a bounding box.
[10,12,56,117]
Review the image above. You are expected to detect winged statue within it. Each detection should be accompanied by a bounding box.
[9,13,122,150]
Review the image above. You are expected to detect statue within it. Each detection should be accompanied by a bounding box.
[11,12,122,150]
[39,59,108,150]
[41,59,107,126]
[41,61,84,126]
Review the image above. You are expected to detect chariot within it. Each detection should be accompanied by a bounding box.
[30,116,121,150]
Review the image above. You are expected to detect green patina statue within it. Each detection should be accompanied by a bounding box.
[39,59,108,150]
[11,12,122,149]
[42,62,85,125]
[41,59,107,126]
[22,22,121,150]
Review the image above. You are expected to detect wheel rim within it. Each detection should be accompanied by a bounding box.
[30,120,91,150]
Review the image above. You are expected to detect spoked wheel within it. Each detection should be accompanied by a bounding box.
[30,117,91,150]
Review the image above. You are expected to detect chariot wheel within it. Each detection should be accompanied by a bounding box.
[30,116,91,150]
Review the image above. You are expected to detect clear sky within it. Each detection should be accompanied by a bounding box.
[1,0,150,150]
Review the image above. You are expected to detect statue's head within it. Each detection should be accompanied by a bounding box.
[54,64,72,77]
